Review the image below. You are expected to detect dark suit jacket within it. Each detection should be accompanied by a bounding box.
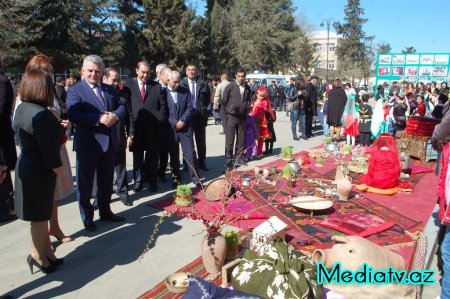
[55,83,67,117]
[180,78,210,124]
[128,79,167,151]
[0,72,17,169]
[305,82,318,116]
[222,81,251,118]
[114,86,133,149]
[166,86,194,136]
[67,80,125,154]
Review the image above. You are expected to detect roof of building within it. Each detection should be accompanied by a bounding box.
[310,30,342,39]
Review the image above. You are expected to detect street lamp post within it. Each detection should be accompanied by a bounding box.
[320,18,335,81]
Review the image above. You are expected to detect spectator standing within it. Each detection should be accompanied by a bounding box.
[67,55,126,231]
[222,67,251,172]
[326,79,347,141]
[103,67,133,206]
[180,64,211,171]
[128,61,166,193]
[268,81,278,109]
[0,69,17,222]
[358,94,372,146]
[213,71,230,135]
[304,75,318,138]
[54,76,67,119]
[15,69,63,273]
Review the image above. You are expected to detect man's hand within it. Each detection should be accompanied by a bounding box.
[0,165,8,184]
[127,136,133,147]
[99,112,118,128]
[176,120,185,130]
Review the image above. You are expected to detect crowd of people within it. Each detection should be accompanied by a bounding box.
[2,53,450,298]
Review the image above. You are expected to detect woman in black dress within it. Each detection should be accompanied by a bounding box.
[326,79,347,141]
[14,69,64,274]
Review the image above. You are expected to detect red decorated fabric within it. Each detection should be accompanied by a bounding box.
[210,196,268,220]
[343,117,359,136]
[360,134,402,189]
[406,117,440,136]
[320,211,394,237]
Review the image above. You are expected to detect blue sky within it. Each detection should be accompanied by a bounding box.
[189,0,450,53]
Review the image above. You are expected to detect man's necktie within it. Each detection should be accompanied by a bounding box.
[140,82,145,101]
[191,81,196,109]
[93,84,106,109]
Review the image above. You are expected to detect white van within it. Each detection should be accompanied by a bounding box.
[245,73,287,87]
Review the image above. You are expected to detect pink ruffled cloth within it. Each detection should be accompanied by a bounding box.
[320,211,394,237]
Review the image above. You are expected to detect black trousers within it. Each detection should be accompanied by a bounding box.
[192,111,207,167]
[114,149,128,198]
[305,113,314,137]
[133,149,158,187]
[219,105,227,133]
[225,115,245,163]
[359,132,371,146]
[159,125,181,180]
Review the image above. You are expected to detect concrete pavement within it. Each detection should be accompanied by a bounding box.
[0,113,440,298]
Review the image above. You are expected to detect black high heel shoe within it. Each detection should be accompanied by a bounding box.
[47,257,64,266]
[27,255,57,274]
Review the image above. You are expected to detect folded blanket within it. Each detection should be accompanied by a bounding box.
[320,211,394,237]
[410,164,433,174]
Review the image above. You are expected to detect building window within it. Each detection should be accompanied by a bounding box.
[317,60,322,68]
[328,60,335,70]
[328,43,335,51]
[316,45,322,52]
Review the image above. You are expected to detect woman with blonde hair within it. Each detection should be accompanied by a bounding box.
[14,69,64,273]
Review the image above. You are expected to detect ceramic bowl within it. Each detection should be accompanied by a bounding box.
[165,272,191,293]
[288,161,300,172]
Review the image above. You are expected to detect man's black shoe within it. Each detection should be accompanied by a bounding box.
[301,136,309,140]
[293,137,299,141]
[100,213,125,222]
[133,184,143,193]
[84,221,97,231]
[120,197,133,206]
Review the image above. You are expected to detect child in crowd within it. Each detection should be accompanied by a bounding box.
[244,112,259,161]
[390,93,408,137]
[415,95,426,116]
[358,94,372,146]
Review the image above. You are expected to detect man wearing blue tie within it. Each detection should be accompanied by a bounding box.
[166,71,200,187]
[67,55,126,232]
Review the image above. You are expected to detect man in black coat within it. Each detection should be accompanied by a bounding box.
[103,68,133,205]
[0,71,17,222]
[180,64,210,171]
[222,67,251,172]
[55,76,68,119]
[128,61,167,192]
[304,75,319,138]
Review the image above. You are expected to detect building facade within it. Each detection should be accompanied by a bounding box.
[310,30,341,72]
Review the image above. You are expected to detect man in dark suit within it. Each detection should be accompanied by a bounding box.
[102,67,133,206]
[55,76,68,119]
[305,75,318,138]
[180,64,210,171]
[166,71,200,186]
[222,67,251,172]
[67,55,126,231]
[128,61,166,192]
[0,71,17,222]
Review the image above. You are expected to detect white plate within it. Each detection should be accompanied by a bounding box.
[291,196,333,211]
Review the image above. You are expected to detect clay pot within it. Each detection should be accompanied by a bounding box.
[336,176,352,201]
[201,231,227,274]
[333,165,344,185]
[263,168,270,178]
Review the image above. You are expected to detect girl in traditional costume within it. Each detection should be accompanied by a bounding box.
[343,88,359,145]
[251,87,273,156]
[371,98,390,139]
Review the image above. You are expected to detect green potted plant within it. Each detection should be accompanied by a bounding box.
[323,136,333,145]
[224,230,239,259]
[281,146,293,160]
[282,164,296,187]
[175,184,193,206]
[342,144,352,154]
[315,154,325,167]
